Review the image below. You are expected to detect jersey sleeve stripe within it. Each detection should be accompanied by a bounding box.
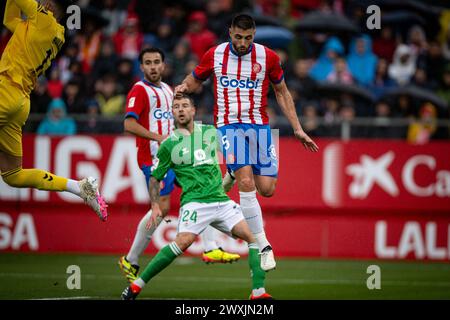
[192,70,207,81]
[236,56,242,123]
[249,47,257,124]
[125,111,139,120]
[222,45,231,125]
[271,74,284,84]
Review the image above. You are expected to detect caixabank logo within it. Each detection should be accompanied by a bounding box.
[322,142,450,208]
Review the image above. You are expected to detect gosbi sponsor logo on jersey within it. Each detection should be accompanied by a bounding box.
[219,76,260,89]
[153,109,173,120]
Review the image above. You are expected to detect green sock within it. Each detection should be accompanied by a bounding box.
[140,242,182,283]
[248,245,266,289]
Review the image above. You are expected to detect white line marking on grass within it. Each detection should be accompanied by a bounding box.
[30,296,98,300]
[2,273,450,288]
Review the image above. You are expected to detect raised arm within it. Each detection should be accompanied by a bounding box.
[4,0,38,32]
[174,73,203,97]
[272,80,319,152]
[13,0,37,19]
[174,46,215,96]
[3,0,22,32]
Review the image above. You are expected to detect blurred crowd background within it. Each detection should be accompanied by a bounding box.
[1,0,450,143]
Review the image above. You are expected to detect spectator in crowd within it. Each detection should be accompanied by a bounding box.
[370,58,396,99]
[101,0,127,37]
[408,25,428,58]
[347,35,378,86]
[289,59,317,102]
[57,43,80,85]
[441,23,450,61]
[74,19,103,74]
[206,0,232,41]
[422,41,447,87]
[37,99,77,136]
[412,67,435,90]
[91,38,119,84]
[77,99,102,134]
[326,57,354,85]
[372,26,397,62]
[407,102,438,145]
[47,68,64,99]
[63,80,86,114]
[388,44,417,86]
[393,95,415,119]
[169,39,197,85]
[437,63,450,107]
[30,77,52,115]
[95,74,125,117]
[152,19,178,53]
[320,98,341,137]
[310,36,345,81]
[113,13,144,61]
[369,100,396,138]
[116,58,137,95]
[183,11,217,61]
[301,102,322,137]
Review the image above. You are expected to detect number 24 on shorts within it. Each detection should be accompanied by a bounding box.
[181,210,198,223]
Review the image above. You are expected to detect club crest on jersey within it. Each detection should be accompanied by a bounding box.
[252,62,262,73]
[219,76,260,89]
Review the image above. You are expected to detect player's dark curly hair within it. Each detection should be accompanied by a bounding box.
[138,47,165,64]
[173,93,195,107]
[231,14,256,30]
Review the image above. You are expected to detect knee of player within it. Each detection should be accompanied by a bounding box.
[1,169,24,188]
[237,176,256,191]
[161,208,170,217]
[175,234,195,251]
[258,187,275,198]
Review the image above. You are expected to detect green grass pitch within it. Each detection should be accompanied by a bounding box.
[0,253,449,300]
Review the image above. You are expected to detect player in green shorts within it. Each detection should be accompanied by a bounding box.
[121,93,272,300]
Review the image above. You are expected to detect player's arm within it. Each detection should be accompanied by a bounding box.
[124,117,166,143]
[124,85,166,142]
[147,145,172,228]
[272,80,319,152]
[174,73,203,97]
[11,0,37,20]
[3,0,22,32]
[174,46,215,96]
[147,176,162,228]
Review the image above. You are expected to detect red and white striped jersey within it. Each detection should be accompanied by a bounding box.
[125,79,174,168]
[192,42,284,127]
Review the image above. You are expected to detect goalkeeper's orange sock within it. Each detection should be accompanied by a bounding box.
[1,167,68,192]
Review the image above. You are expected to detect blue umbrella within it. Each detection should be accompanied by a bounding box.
[295,11,360,34]
[254,26,294,49]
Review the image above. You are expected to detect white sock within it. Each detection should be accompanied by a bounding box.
[66,179,81,196]
[126,210,162,265]
[201,226,220,252]
[240,190,271,251]
[133,278,145,289]
[252,287,266,296]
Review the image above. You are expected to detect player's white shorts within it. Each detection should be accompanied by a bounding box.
[177,200,244,236]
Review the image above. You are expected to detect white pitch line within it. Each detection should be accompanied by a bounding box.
[1,273,450,287]
[30,296,97,300]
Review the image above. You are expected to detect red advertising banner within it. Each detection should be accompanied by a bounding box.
[1,135,449,260]
[1,207,449,261]
[1,135,449,211]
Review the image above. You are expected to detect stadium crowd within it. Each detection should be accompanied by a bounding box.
[1,0,449,142]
